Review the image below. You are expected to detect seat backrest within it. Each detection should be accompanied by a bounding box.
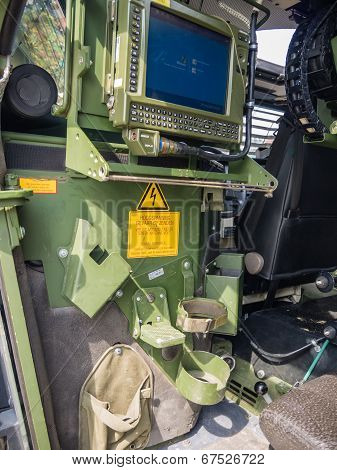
[239,115,337,281]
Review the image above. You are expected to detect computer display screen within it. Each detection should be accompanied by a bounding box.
[146,6,231,115]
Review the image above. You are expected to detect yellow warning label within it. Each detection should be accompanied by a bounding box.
[128,211,180,259]
[137,183,169,211]
[19,178,57,194]
[153,0,170,7]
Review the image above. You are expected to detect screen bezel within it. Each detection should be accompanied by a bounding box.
[145,4,232,116]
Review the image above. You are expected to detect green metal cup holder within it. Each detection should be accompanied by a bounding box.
[176,351,230,405]
[176,298,227,333]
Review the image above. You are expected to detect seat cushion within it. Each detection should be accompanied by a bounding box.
[260,375,337,449]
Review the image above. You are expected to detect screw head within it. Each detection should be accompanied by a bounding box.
[58,248,69,259]
[256,369,266,379]
[136,296,142,302]
[114,347,122,356]
[115,290,123,299]
[183,261,191,270]
[159,293,165,299]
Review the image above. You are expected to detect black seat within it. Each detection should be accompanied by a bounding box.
[239,115,337,281]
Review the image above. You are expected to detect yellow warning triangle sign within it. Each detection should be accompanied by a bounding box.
[137,183,169,211]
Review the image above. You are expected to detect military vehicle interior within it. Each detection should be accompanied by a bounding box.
[1,0,337,451]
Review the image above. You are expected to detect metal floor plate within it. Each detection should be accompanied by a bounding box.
[155,400,269,450]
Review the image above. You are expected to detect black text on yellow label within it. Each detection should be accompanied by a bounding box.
[128,211,180,259]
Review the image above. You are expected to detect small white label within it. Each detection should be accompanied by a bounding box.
[114,78,123,88]
[148,268,165,281]
[116,35,121,63]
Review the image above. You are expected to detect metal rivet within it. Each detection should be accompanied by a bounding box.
[115,290,123,298]
[136,296,142,302]
[256,369,266,379]
[58,248,69,259]
[183,261,191,270]
[114,347,122,355]
[159,293,165,299]
[156,316,161,322]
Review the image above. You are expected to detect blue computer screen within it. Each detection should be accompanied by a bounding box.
[146,6,231,115]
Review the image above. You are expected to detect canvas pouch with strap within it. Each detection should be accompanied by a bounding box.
[79,345,153,450]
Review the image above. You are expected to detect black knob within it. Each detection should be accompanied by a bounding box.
[324,326,337,340]
[254,381,268,396]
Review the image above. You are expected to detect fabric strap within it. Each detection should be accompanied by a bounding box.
[83,376,151,434]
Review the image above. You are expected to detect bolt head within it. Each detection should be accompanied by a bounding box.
[159,293,165,299]
[115,290,123,299]
[114,347,122,356]
[58,248,69,259]
[256,369,266,379]
[136,296,141,302]
[183,261,191,270]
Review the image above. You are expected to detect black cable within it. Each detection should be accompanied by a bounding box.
[225,10,258,161]
[239,318,327,364]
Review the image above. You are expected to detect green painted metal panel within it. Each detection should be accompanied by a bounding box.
[0,208,50,449]
[206,253,244,336]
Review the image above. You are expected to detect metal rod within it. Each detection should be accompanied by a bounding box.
[106,174,273,193]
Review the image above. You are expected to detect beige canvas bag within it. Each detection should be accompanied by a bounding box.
[79,345,153,450]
